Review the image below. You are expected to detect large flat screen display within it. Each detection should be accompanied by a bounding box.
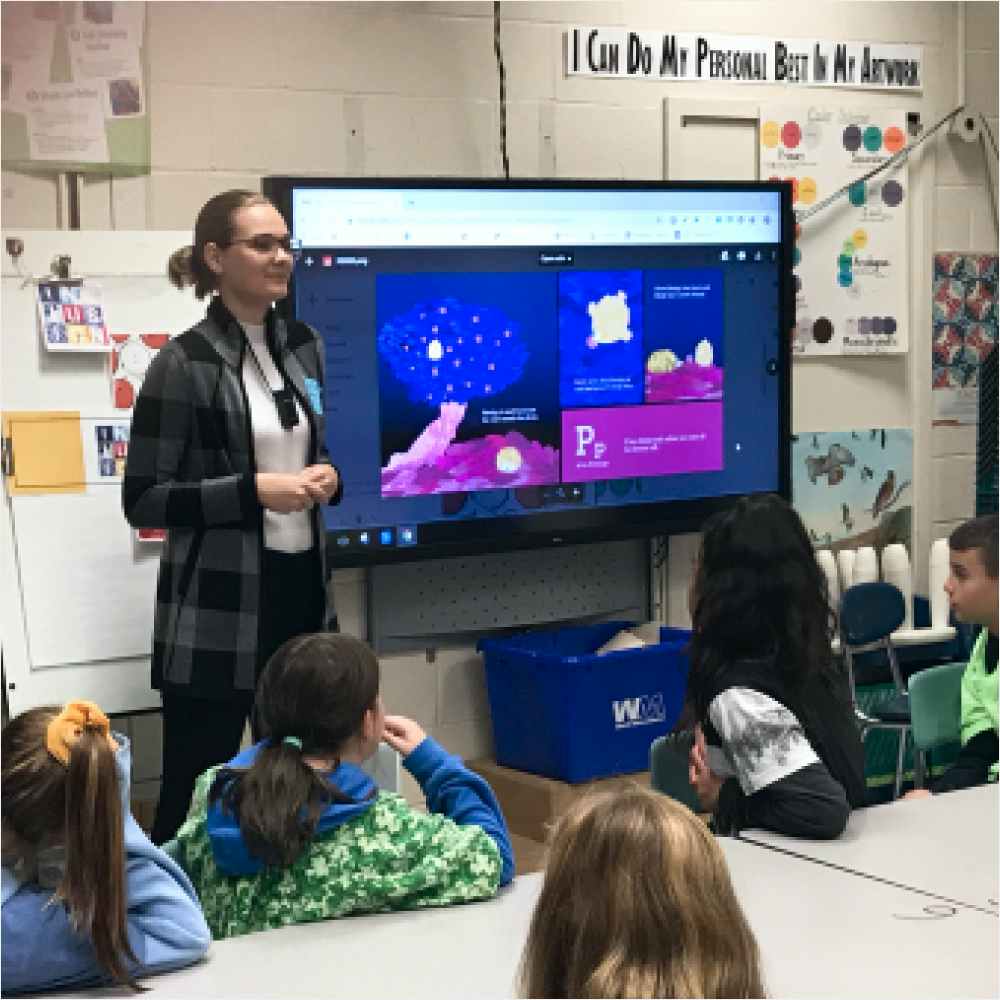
[264,178,792,567]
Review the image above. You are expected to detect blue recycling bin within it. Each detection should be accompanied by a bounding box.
[477,621,690,784]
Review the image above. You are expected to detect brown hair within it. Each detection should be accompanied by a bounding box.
[1,706,139,988]
[167,189,271,299]
[211,633,380,868]
[950,514,999,578]
[519,785,765,999]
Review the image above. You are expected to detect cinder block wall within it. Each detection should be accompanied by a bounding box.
[931,1,998,543]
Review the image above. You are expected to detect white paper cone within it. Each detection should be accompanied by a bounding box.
[881,543,913,630]
[837,549,856,593]
[853,546,878,586]
[816,549,840,610]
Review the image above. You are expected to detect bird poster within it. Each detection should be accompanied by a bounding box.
[760,105,909,356]
[932,253,997,425]
[792,428,912,552]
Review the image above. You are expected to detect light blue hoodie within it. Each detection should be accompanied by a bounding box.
[1,735,211,994]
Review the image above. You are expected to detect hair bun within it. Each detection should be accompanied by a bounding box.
[167,244,196,290]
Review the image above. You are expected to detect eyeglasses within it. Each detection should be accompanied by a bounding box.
[225,234,300,257]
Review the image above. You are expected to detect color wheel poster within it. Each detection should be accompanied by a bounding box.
[760,106,908,356]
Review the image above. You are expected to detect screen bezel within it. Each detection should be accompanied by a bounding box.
[263,176,793,567]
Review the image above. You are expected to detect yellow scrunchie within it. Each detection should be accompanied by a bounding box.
[45,700,118,766]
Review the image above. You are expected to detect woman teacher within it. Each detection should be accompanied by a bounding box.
[123,190,342,844]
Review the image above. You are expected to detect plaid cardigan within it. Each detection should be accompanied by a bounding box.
[123,297,340,699]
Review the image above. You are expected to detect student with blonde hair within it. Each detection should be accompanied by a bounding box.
[519,785,765,999]
[1,702,210,993]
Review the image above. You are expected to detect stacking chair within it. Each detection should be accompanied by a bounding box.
[839,582,912,799]
[907,661,965,789]
[649,732,704,813]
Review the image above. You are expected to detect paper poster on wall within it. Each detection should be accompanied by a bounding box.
[1,2,149,174]
[82,418,164,542]
[84,419,129,483]
[792,428,912,553]
[932,253,998,425]
[760,106,908,356]
[110,333,169,408]
[37,280,112,352]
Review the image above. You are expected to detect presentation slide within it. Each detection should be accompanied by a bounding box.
[377,267,729,499]
[558,270,644,408]
[377,272,560,497]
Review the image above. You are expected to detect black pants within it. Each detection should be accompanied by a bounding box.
[150,547,326,845]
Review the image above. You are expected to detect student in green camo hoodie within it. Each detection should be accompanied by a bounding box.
[168,632,514,939]
[904,514,999,799]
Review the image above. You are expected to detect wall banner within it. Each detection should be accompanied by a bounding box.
[565,29,922,91]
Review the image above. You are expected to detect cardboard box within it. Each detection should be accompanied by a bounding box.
[469,758,650,844]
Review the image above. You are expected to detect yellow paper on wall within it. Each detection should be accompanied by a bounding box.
[2,411,85,494]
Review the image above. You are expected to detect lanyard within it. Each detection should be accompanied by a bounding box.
[244,334,299,431]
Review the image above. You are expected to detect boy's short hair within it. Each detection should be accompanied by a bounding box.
[949,514,999,578]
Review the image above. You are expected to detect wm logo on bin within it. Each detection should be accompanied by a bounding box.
[611,692,666,730]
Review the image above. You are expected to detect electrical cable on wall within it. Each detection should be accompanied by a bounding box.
[978,111,999,229]
[795,105,967,224]
[494,1,510,180]
[981,112,998,159]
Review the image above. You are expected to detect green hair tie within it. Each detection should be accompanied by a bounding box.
[282,736,303,751]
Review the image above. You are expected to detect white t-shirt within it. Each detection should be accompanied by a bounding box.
[242,322,312,553]
[706,686,820,795]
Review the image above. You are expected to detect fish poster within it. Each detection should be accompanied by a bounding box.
[932,253,997,425]
[760,105,909,356]
[792,428,913,552]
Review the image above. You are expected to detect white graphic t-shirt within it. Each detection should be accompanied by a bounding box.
[706,687,820,795]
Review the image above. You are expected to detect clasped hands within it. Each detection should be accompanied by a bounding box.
[256,465,339,513]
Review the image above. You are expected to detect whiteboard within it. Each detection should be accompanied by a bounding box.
[1,230,202,715]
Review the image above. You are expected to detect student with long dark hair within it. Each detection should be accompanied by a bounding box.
[1,702,210,993]
[168,632,514,938]
[686,494,867,838]
[520,785,765,999]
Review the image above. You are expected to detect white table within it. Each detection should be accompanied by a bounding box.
[79,878,541,1000]
[738,783,1000,914]
[77,829,999,1000]
[719,836,999,1000]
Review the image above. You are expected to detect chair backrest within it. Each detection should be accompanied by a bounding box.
[840,582,906,647]
[649,733,703,813]
[908,661,965,752]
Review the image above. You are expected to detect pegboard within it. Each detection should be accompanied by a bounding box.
[369,539,649,654]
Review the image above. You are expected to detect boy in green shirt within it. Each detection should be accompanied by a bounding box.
[906,514,998,798]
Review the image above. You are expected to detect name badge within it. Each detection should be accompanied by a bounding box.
[303,377,323,415]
